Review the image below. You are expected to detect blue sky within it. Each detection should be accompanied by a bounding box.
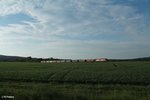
[0,0,150,59]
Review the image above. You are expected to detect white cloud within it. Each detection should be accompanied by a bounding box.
[0,0,145,36]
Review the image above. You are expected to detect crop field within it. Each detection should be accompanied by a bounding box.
[0,61,150,100]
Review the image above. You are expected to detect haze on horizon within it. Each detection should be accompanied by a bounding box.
[0,0,150,59]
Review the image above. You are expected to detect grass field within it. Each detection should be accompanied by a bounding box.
[0,61,150,100]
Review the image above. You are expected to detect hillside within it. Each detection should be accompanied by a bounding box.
[0,55,42,62]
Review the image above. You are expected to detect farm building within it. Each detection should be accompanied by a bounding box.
[41,58,108,63]
[96,58,107,62]
[41,59,72,63]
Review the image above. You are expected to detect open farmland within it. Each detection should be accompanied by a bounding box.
[0,61,150,84]
[0,61,150,100]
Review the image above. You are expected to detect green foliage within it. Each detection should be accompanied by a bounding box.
[0,82,150,100]
[0,61,150,84]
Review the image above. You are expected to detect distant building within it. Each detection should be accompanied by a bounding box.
[96,58,107,62]
[41,58,108,63]
[41,59,72,63]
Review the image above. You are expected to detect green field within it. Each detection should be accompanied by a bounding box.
[0,61,150,100]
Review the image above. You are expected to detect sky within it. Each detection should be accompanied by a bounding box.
[0,0,150,59]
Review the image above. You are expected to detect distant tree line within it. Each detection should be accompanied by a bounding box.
[0,55,150,62]
[108,57,150,61]
[0,55,62,62]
